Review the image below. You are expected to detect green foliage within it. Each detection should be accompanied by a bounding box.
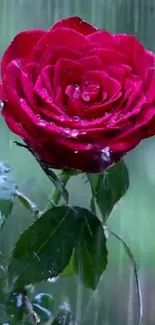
[73,208,107,289]
[0,162,16,228]
[88,160,129,222]
[8,207,107,291]
[8,207,79,289]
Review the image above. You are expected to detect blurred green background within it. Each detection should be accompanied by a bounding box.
[1,0,155,324]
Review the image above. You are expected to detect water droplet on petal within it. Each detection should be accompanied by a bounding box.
[86,144,92,150]
[64,128,70,134]
[70,129,79,137]
[82,92,90,102]
[0,101,4,111]
[72,115,81,121]
[38,120,46,127]
[60,115,65,122]
[101,146,111,162]
[74,150,79,154]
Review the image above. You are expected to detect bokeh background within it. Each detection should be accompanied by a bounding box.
[0,0,155,324]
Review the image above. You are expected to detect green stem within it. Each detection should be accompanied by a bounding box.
[46,171,71,210]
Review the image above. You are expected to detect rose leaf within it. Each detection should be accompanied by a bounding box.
[73,207,107,290]
[8,206,80,289]
[88,160,129,222]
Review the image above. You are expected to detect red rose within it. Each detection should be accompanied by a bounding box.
[1,16,155,172]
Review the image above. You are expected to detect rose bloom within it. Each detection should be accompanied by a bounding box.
[0,16,155,172]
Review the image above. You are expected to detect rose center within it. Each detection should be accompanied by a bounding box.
[65,83,101,104]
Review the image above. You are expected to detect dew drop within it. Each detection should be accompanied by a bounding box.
[38,120,46,127]
[74,150,79,154]
[60,115,65,122]
[72,115,81,121]
[0,101,4,111]
[86,144,92,150]
[47,276,59,283]
[82,92,90,102]
[100,146,111,162]
[64,128,70,134]
[81,131,86,135]
[70,129,79,137]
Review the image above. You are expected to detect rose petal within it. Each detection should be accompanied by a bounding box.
[38,45,82,71]
[111,103,155,152]
[142,50,155,102]
[41,65,55,98]
[1,30,45,76]
[2,60,24,113]
[3,113,28,138]
[20,63,37,108]
[78,55,104,70]
[87,48,127,65]
[53,58,81,90]
[114,34,149,78]
[87,30,118,49]
[51,16,98,35]
[34,77,67,116]
[30,28,91,62]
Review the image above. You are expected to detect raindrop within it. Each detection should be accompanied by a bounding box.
[86,144,92,150]
[33,251,41,262]
[81,131,86,135]
[60,115,65,122]
[64,128,70,134]
[70,129,79,137]
[0,101,4,111]
[72,115,81,121]
[38,120,46,127]
[16,294,23,308]
[82,92,90,102]
[48,276,59,283]
[74,150,79,154]
[75,84,80,91]
[100,146,111,162]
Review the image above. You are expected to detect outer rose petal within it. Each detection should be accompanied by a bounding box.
[51,16,98,35]
[87,30,118,49]
[113,34,149,78]
[1,29,46,76]
[30,28,91,62]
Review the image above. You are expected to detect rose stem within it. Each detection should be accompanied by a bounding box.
[46,171,71,210]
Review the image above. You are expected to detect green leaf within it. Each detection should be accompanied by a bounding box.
[8,207,80,289]
[0,164,16,228]
[88,160,129,222]
[73,208,107,290]
[61,251,75,277]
